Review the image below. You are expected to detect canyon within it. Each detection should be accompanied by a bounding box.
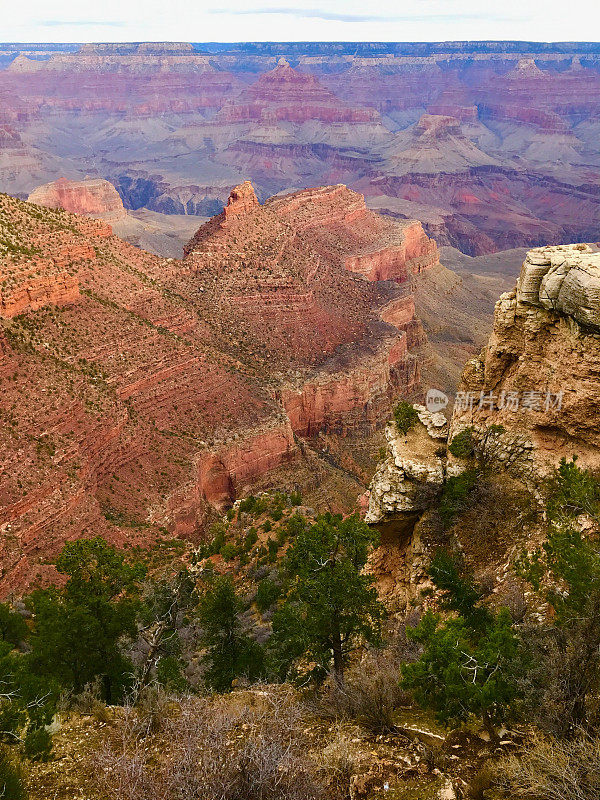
[0,181,440,592]
[1,41,600,258]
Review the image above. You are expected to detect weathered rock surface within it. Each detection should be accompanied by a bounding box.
[28,177,127,221]
[516,243,600,329]
[0,183,429,592]
[4,43,600,256]
[366,407,448,524]
[450,244,600,471]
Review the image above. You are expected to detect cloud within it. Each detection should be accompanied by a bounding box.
[39,20,127,27]
[209,6,512,23]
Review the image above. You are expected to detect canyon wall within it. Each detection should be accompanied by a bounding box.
[0,183,430,592]
[28,177,127,221]
[4,42,600,256]
[450,243,600,471]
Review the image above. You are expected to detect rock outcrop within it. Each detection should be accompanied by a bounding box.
[450,244,600,471]
[28,178,127,222]
[366,407,448,524]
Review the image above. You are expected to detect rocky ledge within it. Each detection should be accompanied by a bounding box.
[516,243,600,329]
[451,243,600,472]
[366,406,448,524]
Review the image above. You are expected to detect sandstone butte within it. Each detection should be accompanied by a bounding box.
[27,177,127,222]
[0,181,438,593]
[214,57,379,125]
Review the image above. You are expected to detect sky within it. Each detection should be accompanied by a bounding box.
[4,0,600,44]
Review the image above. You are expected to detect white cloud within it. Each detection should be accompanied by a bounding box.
[3,0,598,43]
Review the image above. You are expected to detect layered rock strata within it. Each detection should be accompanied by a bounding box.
[450,244,600,471]
[28,178,127,222]
[0,182,431,592]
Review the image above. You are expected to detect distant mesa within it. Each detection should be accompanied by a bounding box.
[78,42,195,56]
[507,57,546,79]
[215,58,379,125]
[414,114,464,138]
[28,178,127,222]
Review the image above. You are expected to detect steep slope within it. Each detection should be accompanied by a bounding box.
[381,114,500,176]
[27,177,200,257]
[0,182,431,592]
[450,243,600,471]
[28,177,127,221]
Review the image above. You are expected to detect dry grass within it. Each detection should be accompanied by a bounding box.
[498,733,600,800]
[96,686,324,800]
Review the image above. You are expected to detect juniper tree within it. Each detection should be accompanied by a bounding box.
[270,513,384,685]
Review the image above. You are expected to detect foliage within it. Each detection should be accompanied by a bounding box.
[136,568,197,694]
[0,605,27,649]
[449,424,530,477]
[448,426,476,460]
[270,514,384,684]
[516,459,600,734]
[438,469,478,528]
[23,725,52,761]
[393,402,419,435]
[323,623,421,733]
[0,746,27,800]
[255,578,281,613]
[198,576,264,691]
[220,543,238,562]
[244,529,259,551]
[28,538,145,703]
[402,551,523,739]
[547,456,600,525]
[0,602,60,752]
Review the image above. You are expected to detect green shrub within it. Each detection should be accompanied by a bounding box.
[263,520,272,533]
[23,726,52,761]
[220,543,237,562]
[439,469,478,527]
[238,495,257,514]
[448,427,476,460]
[283,514,308,540]
[199,576,265,691]
[267,539,279,562]
[208,522,227,555]
[393,402,419,435]
[290,491,302,506]
[255,579,281,613]
[547,456,600,524]
[0,746,27,799]
[156,655,188,693]
[244,529,258,551]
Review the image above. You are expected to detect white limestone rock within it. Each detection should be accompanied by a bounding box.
[517,244,600,330]
[366,411,447,523]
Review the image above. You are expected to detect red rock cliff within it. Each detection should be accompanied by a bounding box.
[28,177,126,221]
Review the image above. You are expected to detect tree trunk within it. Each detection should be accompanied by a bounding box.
[482,710,500,747]
[331,629,344,686]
